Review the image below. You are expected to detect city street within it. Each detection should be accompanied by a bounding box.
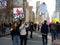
[0,0,60,45]
[0,32,60,45]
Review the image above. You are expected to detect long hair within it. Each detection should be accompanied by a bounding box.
[11,21,17,29]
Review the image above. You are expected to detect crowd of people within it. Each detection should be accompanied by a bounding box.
[0,22,11,35]
[41,20,60,45]
[0,19,60,45]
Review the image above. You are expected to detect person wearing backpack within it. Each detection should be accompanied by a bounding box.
[41,20,49,45]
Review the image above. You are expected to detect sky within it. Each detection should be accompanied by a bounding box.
[27,0,56,20]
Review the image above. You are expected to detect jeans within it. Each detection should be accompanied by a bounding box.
[51,31,56,42]
[12,35,20,45]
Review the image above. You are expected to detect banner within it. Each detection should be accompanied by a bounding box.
[13,8,24,21]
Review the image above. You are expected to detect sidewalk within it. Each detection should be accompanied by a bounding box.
[53,40,60,45]
[0,31,60,45]
[53,33,60,45]
[0,27,10,37]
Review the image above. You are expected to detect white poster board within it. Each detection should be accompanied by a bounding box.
[13,8,24,21]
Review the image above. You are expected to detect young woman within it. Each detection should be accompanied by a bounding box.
[10,21,20,45]
[19,20,28,45]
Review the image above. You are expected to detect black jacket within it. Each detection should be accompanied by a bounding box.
[41,23,48,34]
[10,27,20,36]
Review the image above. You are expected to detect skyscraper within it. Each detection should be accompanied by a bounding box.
[36,1,40,24]
[36,1,40,15]
[13,0,23,7]
[56,0,60,21]
[56,0,60,12]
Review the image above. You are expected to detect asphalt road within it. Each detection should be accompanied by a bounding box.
[0,32,53,45]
